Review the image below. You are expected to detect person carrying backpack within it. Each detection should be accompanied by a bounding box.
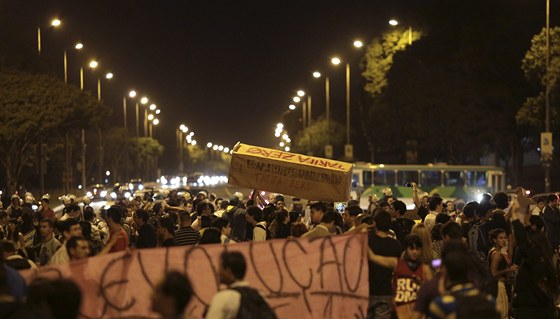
[468,202,492,262]
[206,251,276,319]
[429,240,499,319]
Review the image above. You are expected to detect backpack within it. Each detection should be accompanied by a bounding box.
[232,286,277,319]
[451,288,499,319]
[255,224,271,240]
[468,222,488,262]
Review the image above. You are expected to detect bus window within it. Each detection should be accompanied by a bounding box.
[445,171,464,186]
[363,171,373,186]
[421,171,442,187]
[398,171,420,185]
[374,170,396,186]
[466,171,487,187]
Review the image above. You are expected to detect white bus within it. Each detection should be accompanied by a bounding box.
[352,162,506,210]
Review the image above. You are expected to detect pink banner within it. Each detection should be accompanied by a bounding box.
[21,234,369,319]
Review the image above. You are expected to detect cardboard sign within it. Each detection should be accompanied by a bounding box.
[228,143,354,202]
[20,234,369,319]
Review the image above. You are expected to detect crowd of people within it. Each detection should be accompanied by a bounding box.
[0,184,559,319]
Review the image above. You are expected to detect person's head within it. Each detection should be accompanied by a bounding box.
[134,209,150,226]
[274,209,289,225]
[196,201,212,216]
[445,201,455,212]
[1,240,17,257]
[60,219,82,241]
[289,211,301,224]
[27,278,82,319]
[66,204,81,219]
[83,207,95,222]
[546,194,559,205]
[40,218,55,238]
[184,200,194,213]
[441,221,463,241]
[403,234,423,261]
[373,209,392,232]
[309,202,327,224]
[179,212,192,227]
[342,205,362,227]
[229,196,240,208]
[320,211,339,233]
[219,251,246,285]
[79,221,92,240]
[441,239,470,284]
[246,205,262,225]
[275,195,285,210]
[66,236,91,260]
[431,223,444,241]
[492,192,509,210]
[157,217,175,239]
[411,223,433,263]
[200,215,212,229]
[428,196,443,212]
[488,228,507,249]
[106,206,123,227]
[151,271,193,319]
[462,201,479,219]
[198,227,222,244]
[392,200,407,216]
[476,201,493,220]
[435,212,451,225]
[213,217,231,237]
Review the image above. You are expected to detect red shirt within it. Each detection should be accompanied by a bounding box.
[109,228,129,253]
[393,258,425,307]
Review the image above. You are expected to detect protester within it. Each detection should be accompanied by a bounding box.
[368,234,433,318]
[175,212,200,245]
[213,217,235,244]
[133,209,157,248]
[390,200,415,246]
[488,228,517,319]
[157,217,177,247]
[206,251,276,319]
[50,219,82,265]
[99,206,128,254]
[66,236,91,261]
[289,211,307,237]
[151,271,193,319]
[1,240,37,269]
[38,218,61,266]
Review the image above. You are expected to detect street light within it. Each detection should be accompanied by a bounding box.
[140,96,148,104]
[129,90,137,98]
[149,103,157,111]
[80,59,98,90]
[63,42,84,83]
[37,18,62,55]
[312,70,331,157]
[297,90,305,97]
[289,104,296,110]
[293,96,301,103]
[388,19,412,45]
[353,40,363,48]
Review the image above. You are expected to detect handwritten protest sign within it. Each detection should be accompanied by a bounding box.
[21,234,369,319]
[228,143,354,202]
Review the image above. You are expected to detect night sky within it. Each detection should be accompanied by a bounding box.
[0,0,546,171]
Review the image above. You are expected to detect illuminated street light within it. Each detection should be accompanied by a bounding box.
[285,147,290,152]
[129,90,137,98]
[213,145,219,150]
[313,71,321,78]
[277,123,284,128]
[353,40,363,48]
[289,104,296,110]
[153,119,159,125]
[188,132,194,136]
[89,60,98,69]
[155,109,161,114]
[224,147,230,153]
[149,103,157,111]
[218,145,224,151]
[331,57,341,65]
[389,19,399,26]
[279,142,285,147]
[75,42,84,50]
[297,90,305,97]
[293,96,301,103]
[207,142,213,148]
[148,114,154,121]
[191,140,196,145]
[105,72,114,79]
[179,124,187,132]
[51,18,62,27]
[140,96,148,104]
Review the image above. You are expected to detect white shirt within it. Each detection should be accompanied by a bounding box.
[424,211,438,231]
[49,245,69,265]
[205,281,249,319]
[253,222,267,242]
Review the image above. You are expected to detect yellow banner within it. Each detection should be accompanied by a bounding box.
[228,143,354,202]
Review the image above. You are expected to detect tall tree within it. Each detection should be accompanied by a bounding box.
[0,70,107,194]
[293,117,345,158]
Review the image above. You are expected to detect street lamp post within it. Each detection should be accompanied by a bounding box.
[123,96,129,182]
[544,0,552,192]
[37,18,61,55]
[64,42,83,83]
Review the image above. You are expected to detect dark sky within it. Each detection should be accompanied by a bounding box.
[0,0,546,172]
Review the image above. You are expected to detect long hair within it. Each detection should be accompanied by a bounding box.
[411,223,434,264]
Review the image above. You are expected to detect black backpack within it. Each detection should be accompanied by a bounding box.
[232,286,277,319]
